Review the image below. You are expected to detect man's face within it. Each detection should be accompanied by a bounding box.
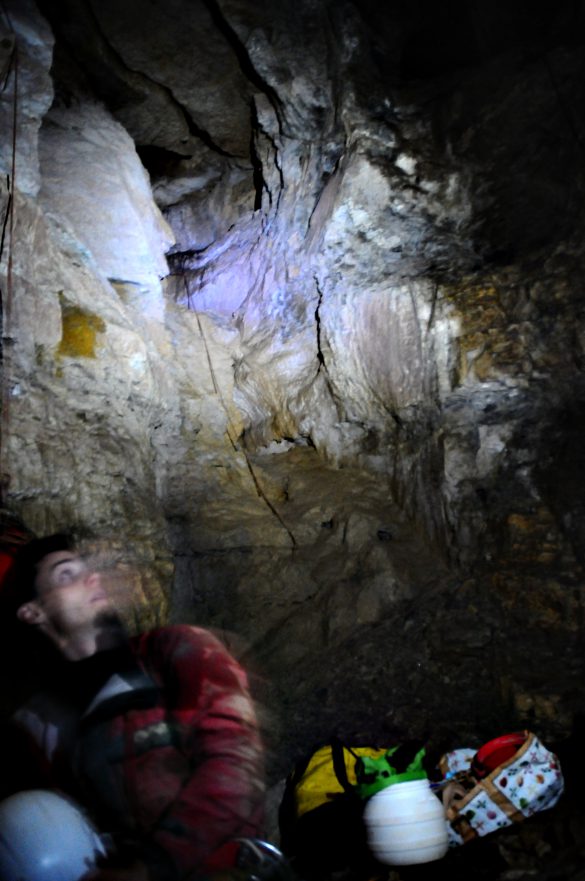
[27,550,114,637]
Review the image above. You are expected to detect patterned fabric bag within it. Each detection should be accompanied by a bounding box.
[439,731,564,846]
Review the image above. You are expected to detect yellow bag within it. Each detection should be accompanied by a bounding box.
[295,742,387,817]
[279,738,387,878]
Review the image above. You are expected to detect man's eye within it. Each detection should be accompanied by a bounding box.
[57,567,80,584]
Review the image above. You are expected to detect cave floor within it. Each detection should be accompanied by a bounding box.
[353,795,585,881]
[307,800,585,881]
[383,736,585,881]
[280,739,585,881]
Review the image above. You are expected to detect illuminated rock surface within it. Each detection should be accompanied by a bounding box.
[1,2,585,827]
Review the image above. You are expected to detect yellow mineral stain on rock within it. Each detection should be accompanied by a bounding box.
[443,280,520,384]
[471,349,494,381]
[507,512,532,533]
[57,297,106,359]
[508,507,555,534]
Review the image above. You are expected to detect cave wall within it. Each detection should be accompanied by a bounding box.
[1,0,585,771]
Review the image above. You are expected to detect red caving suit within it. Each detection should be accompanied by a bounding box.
[12,624,265,880]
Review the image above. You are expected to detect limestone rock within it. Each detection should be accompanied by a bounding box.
[39,99,174,304]
[2,0,585,789]
[0,0,54,196]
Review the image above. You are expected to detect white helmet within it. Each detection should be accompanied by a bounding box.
[0,790,107,881]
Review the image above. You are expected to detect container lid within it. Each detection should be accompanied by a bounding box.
[471,732,527,779]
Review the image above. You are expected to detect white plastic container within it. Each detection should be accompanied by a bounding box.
[364,779,449,865]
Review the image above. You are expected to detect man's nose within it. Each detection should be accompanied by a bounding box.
[85,570,101,587]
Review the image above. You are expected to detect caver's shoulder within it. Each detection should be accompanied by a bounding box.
[134,623,227,652]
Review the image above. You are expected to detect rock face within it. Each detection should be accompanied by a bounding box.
[1,0,585,779]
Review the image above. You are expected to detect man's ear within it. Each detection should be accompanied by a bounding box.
[16,601,45,626]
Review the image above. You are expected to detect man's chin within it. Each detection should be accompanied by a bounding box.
[93,608,124,630]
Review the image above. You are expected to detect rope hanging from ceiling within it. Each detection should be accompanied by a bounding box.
[0,2,18,510]
[181,271,297,548]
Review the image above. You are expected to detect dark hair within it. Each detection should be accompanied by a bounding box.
[11,533,76,606]
[0,534,77,708]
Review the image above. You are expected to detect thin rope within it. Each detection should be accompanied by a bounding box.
[182,272,296,547]
[0,33,18,508]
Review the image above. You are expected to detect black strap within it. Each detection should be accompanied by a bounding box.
[330,736,354,793]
